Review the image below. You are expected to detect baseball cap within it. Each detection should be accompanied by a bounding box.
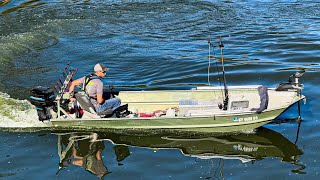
[94,63,109,72]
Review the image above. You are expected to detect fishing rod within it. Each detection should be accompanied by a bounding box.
[205,14,223,90]
[208,38,223,82]
[219,36,229,110]
[208,39,211,85]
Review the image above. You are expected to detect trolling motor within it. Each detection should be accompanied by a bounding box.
[30,86,56,121]
[275,70,305,92]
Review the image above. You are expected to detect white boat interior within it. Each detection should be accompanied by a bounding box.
[115,85,300,117]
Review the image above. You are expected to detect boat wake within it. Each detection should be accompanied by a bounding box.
[0,92,48,128]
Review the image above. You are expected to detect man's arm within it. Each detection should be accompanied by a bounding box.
[69,79,82,98]
[97,94,104,104]
[95,80,105,104]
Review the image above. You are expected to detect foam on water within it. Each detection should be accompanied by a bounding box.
[0,92,47,128]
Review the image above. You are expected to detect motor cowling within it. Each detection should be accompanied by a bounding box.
[30,86,55,121]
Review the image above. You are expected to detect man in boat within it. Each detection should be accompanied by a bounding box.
[69,63,121,115]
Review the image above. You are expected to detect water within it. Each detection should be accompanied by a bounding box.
[0,0,320,179]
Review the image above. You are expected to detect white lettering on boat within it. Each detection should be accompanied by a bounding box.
[233,116,258,122]
[233,144,258,152]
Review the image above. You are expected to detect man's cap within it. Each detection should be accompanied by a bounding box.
[94,63,109,72]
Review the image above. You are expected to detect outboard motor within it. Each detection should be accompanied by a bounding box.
[275,70,305,92]
[30,86,55,121]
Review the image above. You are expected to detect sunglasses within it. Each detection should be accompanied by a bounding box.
[102,71,107,74]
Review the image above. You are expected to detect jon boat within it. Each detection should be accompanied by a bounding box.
[29,40,306,133]
[29,67,306,133]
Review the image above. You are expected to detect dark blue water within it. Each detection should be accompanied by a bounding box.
[0,0,320,179]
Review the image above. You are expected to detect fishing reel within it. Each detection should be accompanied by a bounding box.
[275,70,305,92]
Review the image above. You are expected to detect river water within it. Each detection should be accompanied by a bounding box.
[0,0,319,179]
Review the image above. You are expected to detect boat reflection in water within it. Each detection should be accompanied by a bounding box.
[55,127,303,178]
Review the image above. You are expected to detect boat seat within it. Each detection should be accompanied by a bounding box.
[75,93,98,115]
[75,93,114,117]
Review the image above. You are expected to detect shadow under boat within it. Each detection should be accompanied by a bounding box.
[55,126,303,178]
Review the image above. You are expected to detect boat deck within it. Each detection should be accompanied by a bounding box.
[117,87,299,117]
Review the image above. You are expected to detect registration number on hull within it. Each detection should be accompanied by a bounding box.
[233,116,258,122]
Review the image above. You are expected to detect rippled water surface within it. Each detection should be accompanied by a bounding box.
[0,0,320,179]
